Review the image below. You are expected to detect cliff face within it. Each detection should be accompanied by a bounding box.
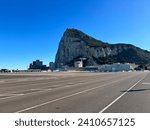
[55,28,150,68]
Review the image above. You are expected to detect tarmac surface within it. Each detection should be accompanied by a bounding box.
[0,71,149,113]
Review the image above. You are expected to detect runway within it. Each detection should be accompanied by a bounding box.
[0,71,149,113]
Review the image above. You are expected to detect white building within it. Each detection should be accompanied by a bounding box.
[74,61,83,68]
[99,63,133,72]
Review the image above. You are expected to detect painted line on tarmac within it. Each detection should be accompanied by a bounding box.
[0,94,25,96]
[15,74,139,113]
[99,75,146,113]
[0,75,124,101]
[0,88,52,100]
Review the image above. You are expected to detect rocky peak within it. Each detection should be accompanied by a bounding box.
[63,28,91,38]
[55,28,150,68]
[62,28,107,47]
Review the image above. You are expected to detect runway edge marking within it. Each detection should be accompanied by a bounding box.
[99,74,147,113]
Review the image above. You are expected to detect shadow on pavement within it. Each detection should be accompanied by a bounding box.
[121,88,150,93]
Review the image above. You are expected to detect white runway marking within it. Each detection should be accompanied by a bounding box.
[0,76,116,101]
[0,88,52,100]
[15,75,137,113]
[99,76,146,113]
[29,89,46,91]
[0,94,24,96]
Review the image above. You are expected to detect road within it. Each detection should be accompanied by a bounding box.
[0,71,149,113]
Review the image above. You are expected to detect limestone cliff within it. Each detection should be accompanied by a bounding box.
[55,28,150,68]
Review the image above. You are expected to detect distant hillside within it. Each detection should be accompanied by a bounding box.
[55,28,150,68]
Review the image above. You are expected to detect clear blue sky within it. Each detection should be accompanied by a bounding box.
[0,0,150,69]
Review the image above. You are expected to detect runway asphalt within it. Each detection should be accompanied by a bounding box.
[0,71,149,113]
